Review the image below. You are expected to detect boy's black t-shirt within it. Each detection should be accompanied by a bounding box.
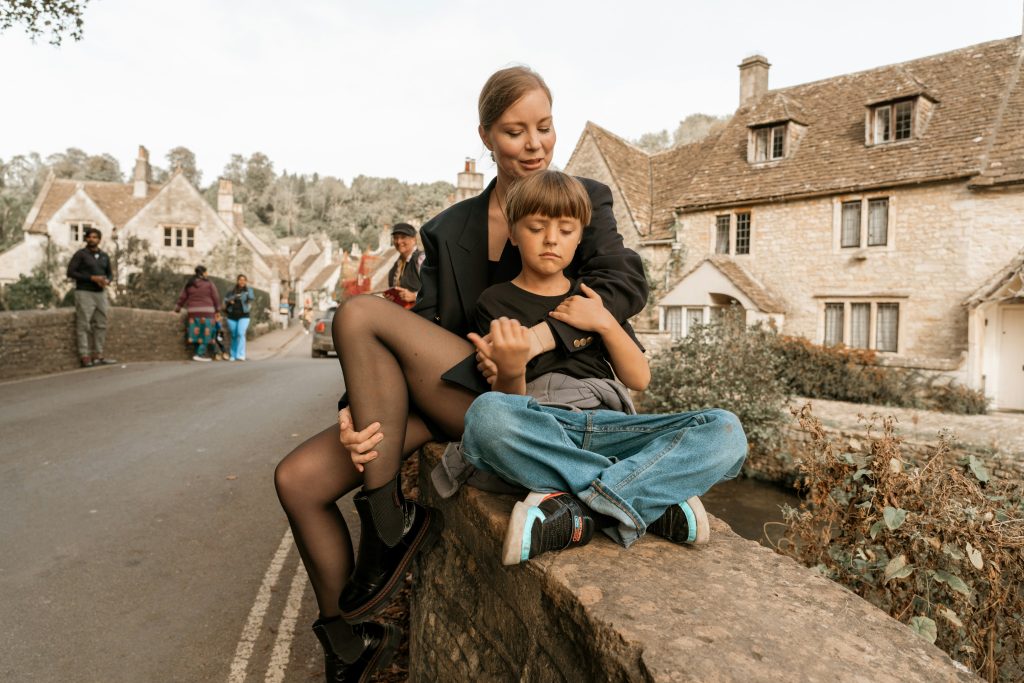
[474,280,614,384]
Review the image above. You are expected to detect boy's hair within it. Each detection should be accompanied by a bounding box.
[505,171,591,228]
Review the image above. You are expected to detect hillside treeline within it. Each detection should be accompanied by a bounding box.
[0,147,455,253]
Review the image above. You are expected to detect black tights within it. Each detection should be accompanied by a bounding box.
[274,296,477,616]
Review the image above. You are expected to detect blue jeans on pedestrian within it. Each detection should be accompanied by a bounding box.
[461,393,748,548]
[228,317,250,359]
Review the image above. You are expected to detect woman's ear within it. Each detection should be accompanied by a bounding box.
[478,124,491,151]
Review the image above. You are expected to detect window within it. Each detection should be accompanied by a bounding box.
[821,300,901,352]
[872,100,914,144]
[837,197,889,249]
[686,308,704,332]
[735,213,750,254]
[715,215,730,254]
[69,222,92,242]
[753,124,786,162]
[824,303,844,346]
[163,226,195,248]
[876,303,899,352]
[841,202,861,248]
[712,212,752,256]
[665,307,682,340]
[867,199,888,246]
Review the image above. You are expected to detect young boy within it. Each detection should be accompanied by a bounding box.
[461,171,748,565]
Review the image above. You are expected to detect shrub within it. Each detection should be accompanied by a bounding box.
[643,321,788,455]
[925,383,990,416]
[2,271,57,310]
[779,405,1024,681]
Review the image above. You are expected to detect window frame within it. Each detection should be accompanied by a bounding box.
[710,211,753,256]
[751,123,787,162]
[68,221,93,243]
[834,195,893,251]
[870,99,915,145]
[819,299,902,353]
[162,224,197,249]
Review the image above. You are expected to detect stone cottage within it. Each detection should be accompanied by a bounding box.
[566,35,1024,411]
[0,146,284,309]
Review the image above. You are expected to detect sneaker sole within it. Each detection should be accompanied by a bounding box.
[341,506,444,623]
[686,496,711,544]
[501,492,550,566]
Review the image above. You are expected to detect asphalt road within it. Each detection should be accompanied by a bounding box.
[0,329,350,682]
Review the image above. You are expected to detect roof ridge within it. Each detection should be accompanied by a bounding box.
[759,35,1020,99]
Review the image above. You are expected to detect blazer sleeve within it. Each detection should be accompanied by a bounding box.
[547,180,648,353]
[411,223,440,323]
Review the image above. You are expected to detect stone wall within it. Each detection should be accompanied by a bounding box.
[410,443,975,682]
[0,307,192,382]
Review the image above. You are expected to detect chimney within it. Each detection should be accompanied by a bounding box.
[738,55,770,107]
[455,157,484,203]
[218,179,235,228]
[132,145,150,198]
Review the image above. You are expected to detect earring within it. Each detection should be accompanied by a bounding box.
[490,151,495,162]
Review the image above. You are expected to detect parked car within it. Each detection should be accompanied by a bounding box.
[311,306,337,358]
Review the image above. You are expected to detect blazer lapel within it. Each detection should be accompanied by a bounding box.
[450,179,494,327]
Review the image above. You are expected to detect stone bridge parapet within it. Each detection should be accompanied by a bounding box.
[410,443,975,682]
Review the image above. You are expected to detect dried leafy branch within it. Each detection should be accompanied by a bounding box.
[0,0,89,46]
[778,404,1024,682]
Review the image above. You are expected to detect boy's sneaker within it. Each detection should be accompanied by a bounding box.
[648,496,710,545]
[502,492,595,566]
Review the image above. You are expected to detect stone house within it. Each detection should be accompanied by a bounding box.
[0,146,284,310]
[566,35,1024,411]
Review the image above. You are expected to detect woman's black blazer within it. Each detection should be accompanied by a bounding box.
[413,177,648,353]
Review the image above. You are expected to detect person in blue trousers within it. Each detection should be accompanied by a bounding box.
[223,274,255,361]
[460,170,748,564]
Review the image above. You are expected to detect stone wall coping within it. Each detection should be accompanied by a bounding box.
[414,443,975,681]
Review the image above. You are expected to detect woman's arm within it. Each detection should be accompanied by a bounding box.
[411,223,440,323]
[549,179,648,354]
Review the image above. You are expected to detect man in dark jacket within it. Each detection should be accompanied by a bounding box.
[66,227,116,367]
[385,223,424,308]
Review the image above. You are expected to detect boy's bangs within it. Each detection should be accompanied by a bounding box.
[506,172,592,227]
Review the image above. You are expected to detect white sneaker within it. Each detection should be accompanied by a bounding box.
[228,357,237,362]
[192,355,212,362]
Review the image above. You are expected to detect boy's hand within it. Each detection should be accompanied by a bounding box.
[549,283,614,335]
[469,318,530,384]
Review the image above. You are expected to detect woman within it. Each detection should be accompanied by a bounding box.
[174,265,221,362]
[222,274,255,361]
[274,66,648,682]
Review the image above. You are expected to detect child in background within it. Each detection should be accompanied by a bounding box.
[460,171,748,565]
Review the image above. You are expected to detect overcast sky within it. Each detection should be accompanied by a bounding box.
[0,0,1020,187]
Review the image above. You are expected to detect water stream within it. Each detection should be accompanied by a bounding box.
[701,478,802,548]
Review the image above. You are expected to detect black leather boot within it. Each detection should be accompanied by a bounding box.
[338,474,443,623]
[312,616,399,683]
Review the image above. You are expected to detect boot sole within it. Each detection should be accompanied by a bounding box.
[341,505,444,624]
[359,623,400,683]
[501,492,549,566]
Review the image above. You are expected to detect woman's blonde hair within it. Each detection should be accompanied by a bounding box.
[478,66,552,130]
[505,171,591,228]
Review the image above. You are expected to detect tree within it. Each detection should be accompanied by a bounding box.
[46,147,122,181]
[165,146,201,187]
[632,113,730,153]
[0,0,89,46]
[2,270,57,310]
[244,152,274,201]
[633,130,671,153]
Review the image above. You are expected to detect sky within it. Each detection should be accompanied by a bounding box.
[0,0,1020,188]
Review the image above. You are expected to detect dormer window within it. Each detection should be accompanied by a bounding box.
[871,99,914,144]
[752,124,786,161]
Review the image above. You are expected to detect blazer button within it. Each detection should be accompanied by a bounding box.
[586,336,593,344]
[573,339,581,348]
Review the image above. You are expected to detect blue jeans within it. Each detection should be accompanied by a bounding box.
[228,317,250,359]
[461,393,747,548]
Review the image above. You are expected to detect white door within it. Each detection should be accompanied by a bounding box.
[998,308,1024,410]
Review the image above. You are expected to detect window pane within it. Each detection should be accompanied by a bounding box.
[876,303,899,352]
[771,126,785,159]
[824,303,844,345]
[850,303,870,348]
[867,198,888,246]
[186,228,195,248]
[894,101,913,140]
[755,129,768,162]
[735,213,750,254]
[841,201,861,248]
[70,225,78,241]
[175,229,182,247]
[665,307,682,340]
[715,215,730,254]
[686,308,704,334]
[874,106,891,143]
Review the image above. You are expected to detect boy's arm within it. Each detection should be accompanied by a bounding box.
[548,283,650,391]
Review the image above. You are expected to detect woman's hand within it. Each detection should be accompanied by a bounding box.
[548,283,614,335]
[337,407,384,473]
[470,318,530,394]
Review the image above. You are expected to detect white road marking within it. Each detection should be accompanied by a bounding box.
[228,529,293,683]
[264,560,309,683]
